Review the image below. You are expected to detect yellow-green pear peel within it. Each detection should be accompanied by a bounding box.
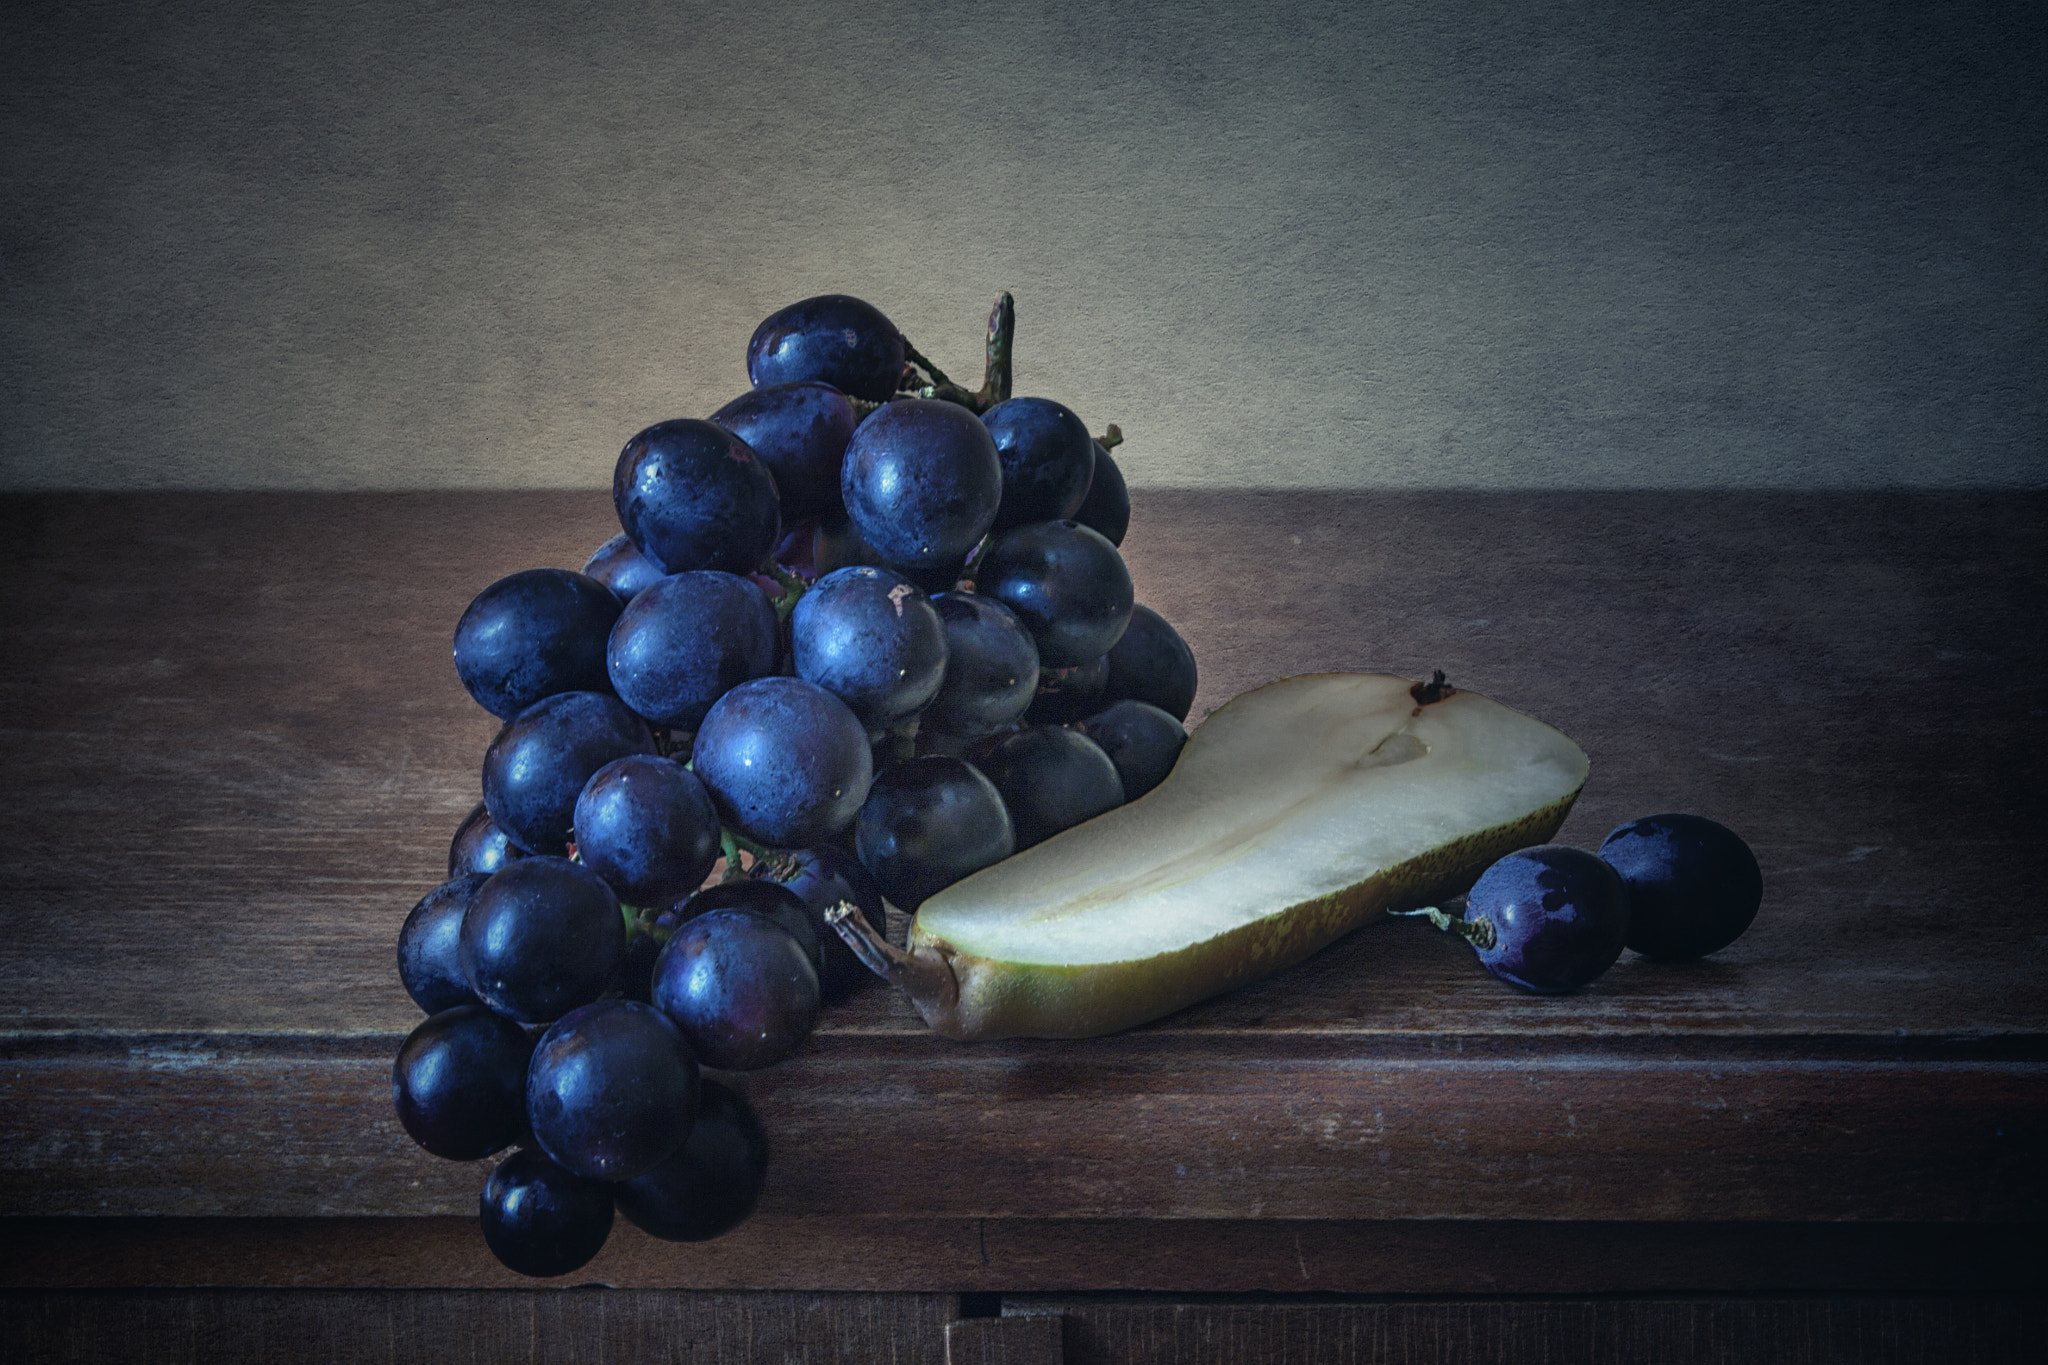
[831,673,1589,1040]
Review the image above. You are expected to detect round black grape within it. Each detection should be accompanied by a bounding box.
[791,565,949,730]
[479,1148,615,1278]
[606,569,780,731]
[976,520,1133,669]
[855,756,1015,911]
[449,801,522,879]
[841,398,1002,577]
[1023,654,1109,725]
[392,1004,535,1160]
[572,754,721,909]
[526,997,701,1182]
[398,873,490,1014]
[975,725,1124,850]
[982,396,1095,533]
[751,844,886,1001]
[614,1078,769,1242]
[710,379,860,524]
[691,676,873,848]
[921,591,1040,737]
[1074,441,1130,547]
[1073,699,1187,801]
[459,856,625,1025]
[481,690,655,856]
[582,532,664,604]
[614,418,781,577]
[652,907,820,1071]
[1464,845,1631,994]
[1103,604,1197,722]
[452,568,623,721]
[676,878,824,980]
[746,294,906,403]
[1600,813,1763,961]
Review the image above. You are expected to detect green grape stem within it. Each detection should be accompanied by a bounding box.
[719,827,777,882]
[1389,904,1497,950]
[1094,424,1123,451]
[758,559,809,621]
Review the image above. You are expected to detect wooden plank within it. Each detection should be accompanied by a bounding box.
[4,1217,2042,1296]
[0,1289,957,1365]
[2,491,2044,1279]
[1,490,2043,1040]
[947,1314,1064,1365]
[3,1032,2041,1221]
[1018,1295,2048,1365]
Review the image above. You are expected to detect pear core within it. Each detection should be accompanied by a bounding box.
[901,673,1589,1039]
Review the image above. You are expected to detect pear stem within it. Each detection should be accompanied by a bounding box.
[824,900,960,1012]
[1390,904,1497,950]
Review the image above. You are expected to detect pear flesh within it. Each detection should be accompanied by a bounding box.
[882,673,1589,1040]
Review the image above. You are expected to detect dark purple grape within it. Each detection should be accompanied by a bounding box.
[459,856,625,1024]
[614,1078,769,1242]
[976,520,1133,669]
[975,725,1124,850]
[398,873,490,1014]
[854,755,1015,911]
[746,294,906,403]
[449,801,522,879]
[751,844,885,1001]
[614,418,781,576]
[651,907,820,1070]
[392,1004,534,1160]
[1600,813,1763,961]
[582,532,665,603]
[526,998,701,1181]
[1103,604,1198,722]
[1074,441,1129,547]
[691,676,873,848]
[676,879,823,980]
[479,1148,615,1278]
[921,590,1039,737]
[982,396,1095,533]
[1463,845,1630,994]
[1073,699,1186,801]
[452,568,623,721]
[1024,654,1109,725]
[710,380,860,524]
[572,754,721,909]
[482,690,656,856]
[840,398,1002,578]
[605,569,780,731]
[790,565,949,730]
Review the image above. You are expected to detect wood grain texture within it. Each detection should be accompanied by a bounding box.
[1015,1295,2048,1365]
[5,1218,2040,1296]
[947,1314,1064,1365]
[1,491,2043,1285]
[0,1289,956,1364]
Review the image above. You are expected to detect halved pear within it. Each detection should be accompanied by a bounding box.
[829,673,1589,1040]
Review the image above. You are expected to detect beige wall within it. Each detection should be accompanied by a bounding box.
[2,0,2042,491]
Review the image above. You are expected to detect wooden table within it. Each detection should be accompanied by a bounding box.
[2,490,2043,1363]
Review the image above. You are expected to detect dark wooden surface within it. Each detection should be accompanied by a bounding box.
[1,490,2044,1356]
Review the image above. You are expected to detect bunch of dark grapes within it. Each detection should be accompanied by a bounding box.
[392,291,1198,1276]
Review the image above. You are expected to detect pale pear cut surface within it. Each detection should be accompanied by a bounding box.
[903,673,1589,1039]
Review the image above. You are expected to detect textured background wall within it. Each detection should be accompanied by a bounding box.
[2,0,2042,491]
